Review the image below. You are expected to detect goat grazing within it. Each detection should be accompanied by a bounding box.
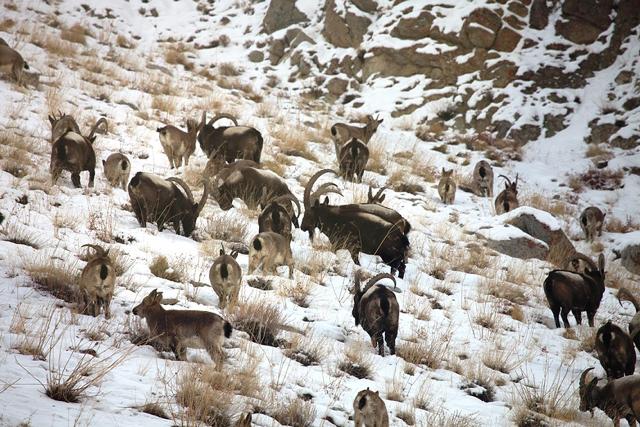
[579,368,640,426]
[102,153,131,190]
[50,118,107,188]
[258,194,300,237]
[248,231,294,279]
[580,206,606,242]
[367,186,386,204]
[353,388,389,427]
[157,116,204,169]
[595,320,636,379]
[613,245,640,275]
[79,244,116,318]
[352,271,399,356]
[128,172,208,236]
[197,112,263,163]
[48,112,81,144]
[132,289,232,368]
[473,160,494,197]
[331,115,383,158]
[301,169,410,277]
[0,42,28,84]
[338,138,369,183]
[617,287,640,352]
[209,246,242,309]
[543,253,606,328]
[438,168,456,204]
[494,174,519,214]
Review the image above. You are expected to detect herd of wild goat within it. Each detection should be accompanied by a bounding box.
[2,38,640,425]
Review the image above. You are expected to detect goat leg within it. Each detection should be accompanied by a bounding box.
[88,169,95,187]
[560,307,571,328]
[572,310,582,325]
[71,172,82,188]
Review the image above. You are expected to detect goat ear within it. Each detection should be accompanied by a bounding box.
[155,292,163,303]
[323,197,329,205]
[89,136,96,144]
[231,250,238,259]
[48,115,55,125]
[219,248,224,256]
[102,160,106,167]
[378,119,383,124]
[598,253,605,271]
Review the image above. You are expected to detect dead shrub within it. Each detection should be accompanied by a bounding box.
[60,23,88,45]
[269,395,316,427]
[229,300,286,347]
[338,342,374,379]
[396,323,452,369]
[23,254,81,304]
[205,212,249,243]
[149,255,189,283]
[568,168,623,192]
[284,334,326,366]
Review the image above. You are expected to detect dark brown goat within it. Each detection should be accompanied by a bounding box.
[543,253,606,328]
[579,368,640,426]
[258,194,300,237]
[197,112,263,163]
[494,174,519,214]
[352,271,399,356]
[595,320,636,379]
[617,288,640,352]
[128,172,208,236]
[339,138,369,183]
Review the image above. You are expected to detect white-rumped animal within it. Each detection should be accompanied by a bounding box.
[248,231,294,279]
[331,115,382,158]
[209,246,242,309]
[353,388,389,427]
[0,42,29,84]
[79,244,115,318]
[257,194,300,237]
[102,153,131,190]
[352,271,399,356]
[579,368,640,426]
[617,287,640,352]
[543,253,606,328]
[338,138,369,183]
[48,112,81,144]
[473,160,493,197]
[197,112,263,163]
[580,206,606,242]
[157,116,204,169]
[438,168,456,204]
[494,174,519,214]
[132,289,232,368]
[595,320,636,379]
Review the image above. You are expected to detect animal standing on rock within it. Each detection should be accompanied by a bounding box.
[543,253,606,328]
[617,287,640,352]
[580,206,605,242]
[209,246,242,309]
[197,112,263,163]
[128,172,208,236]
[473,160,493,197]
[595,320,636,379]
[102,153,131,190]
[339,137,369,183]
[438,168,456,204]
[157,116,204,169]
[248,231,294,279]
[578,368,640,426]
[331,114,382,158]
[353,388,389,427]
[79,244,115,318]
[352,271,399,357]
[494,174,519,214]
[132,289,232,368]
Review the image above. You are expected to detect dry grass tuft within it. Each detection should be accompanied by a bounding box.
[31,32,76,57]
[396,323,452,369]
[139,402,169,419]
[23,254,81,304]
[60,23,89,45]
[1,220,48,249]
[149,255,189,283]
[284,334,327,366]
[278,279,313,308]
[205,212,249,243]
[229,300,286,347]
[164,43,193,70]
[271,126,317,162]
[151,95,177,114]
[268,395,316,427]
[605,216,640,233]
[338,342,374,379]
[397,405,416,425]
[520,191,575,219]
[568,168,624,192]
[13,305,65,360]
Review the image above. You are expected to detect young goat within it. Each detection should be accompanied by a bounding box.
[595,320,636,379]
[438,168,456,204]
[157,117,203,169]
[331,115,382,158]
[353,388,389,427]
[494,174,519,214]
[132,289,232,368]
[102,153,131,190]
[209,246,242,309]
[617,287,640,352]
[543,253,606,328]
[248,231,294,279]
[352,271,399,356]
[338,138,369,183]
[580,206,605,242]
[579,368,640,426]
[473,160,493,197]
[0,42,29,85]
[79,244,116,318]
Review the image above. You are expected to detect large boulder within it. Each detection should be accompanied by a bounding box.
[557,0,614,44]
[262,0,308,34]
[529,0,549,29]
[477,224,550,261]
[556,19,604,44]
[461,8,502,49]
[613,241,640,275]
[323,0,371,48]
[352,0,378,13]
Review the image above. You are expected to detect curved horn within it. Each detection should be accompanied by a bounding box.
[167,177,194,201]
[563,253,597,271]
[497,174,512,186]
[195,180,209,217]
[514,173,519,188]
[81,244,106,257]
[366,272,397,289]
[579,367,594,395]
[311,183,343,205]
[273,193,301,219]
[88,117,108,140]
[370,186,387,202]
[303,169,337,208]
[207,113,238,127]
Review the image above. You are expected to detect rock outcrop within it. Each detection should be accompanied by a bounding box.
[262,0,308,34]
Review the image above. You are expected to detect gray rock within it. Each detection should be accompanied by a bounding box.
[326,77,349,96]
[248,50,264,63]
[530,0,549,29]
[323,0,371,48]
[480,225,550,261]
[262,0,308,34]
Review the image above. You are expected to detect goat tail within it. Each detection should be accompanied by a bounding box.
[252,237,262,251]
[223,321,232,338]
[479,166,486,178]
[380,293,390,317]
[503,200,509,213]
[56,142,67,161]
[100,264,109,280]
[601,322,613,347]
[358,394,367,410]
[254,132,263,163]
[220,263,229,279]
[330,125,337,137]
[24,62,29,70]
[121,159,129,171]
[130,171,141,188]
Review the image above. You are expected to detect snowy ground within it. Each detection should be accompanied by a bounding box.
[0,1,638,426]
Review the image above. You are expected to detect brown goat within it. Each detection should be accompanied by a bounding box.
[157,116,204,169]
[248,231,294,279]
[331,115,382,158]
[339,138,369,183]
[595,320,636,379]
[0,42,29,84]
[258,194,300,237]
[543,253,606,328]
[198,112,263,163]
[438,168,456,204]
[352,271,399,356]
[580,206,606,242]
[102,153,131,190]
[579,368,640,426]
[618,288,640,352]
[353,388,389,427]
[473,160,494,197]
[132,289,232,368]
[79,244,116,318]
[494,174,519,214]
[48,112,81,144]
[209,246,242,309]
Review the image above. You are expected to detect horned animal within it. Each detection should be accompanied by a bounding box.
[331,115,383,158]
[543,253,606,328]
[353,388,389,427]
[197,112,263,163]
[157,116,204,169]
[204,148,259,179]
[579,368,640,426]
[0,37,7,47]
[473,160,493,197]
[102,153,131,190]
[301,170,410,278]
[258,194,300,237]
[338,138,369,183]
[367,186,386,204]
[128,172,208,236]
[209,246,242,309]
[580,206,606,242]
[595,320,636,379]
[0,42,29,84]
[79,244,115,318]
[50,118,107,188]
[617,288,640,352]
[234,413,252,427]
[494,174,519,214]
[352,271,399,356]
[613,245,640,276]
[132,289,232,368]
[438,168,456,204]
[248,231,294,279]
[48,112,81,143]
